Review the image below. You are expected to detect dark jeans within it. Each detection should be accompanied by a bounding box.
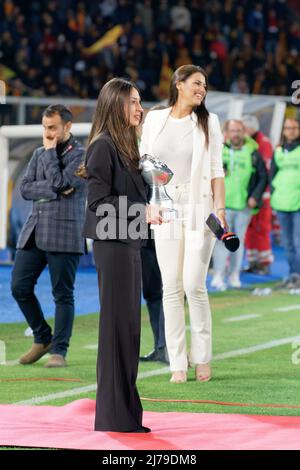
[11,236,80,357]
[277,210,300,276]
[141,237,166,350]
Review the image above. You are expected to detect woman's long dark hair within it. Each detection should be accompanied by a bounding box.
[89,77,142,166]
[76,78,142,177]
[169,65,210,148]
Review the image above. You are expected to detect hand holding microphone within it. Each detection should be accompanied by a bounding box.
[206,213,240,252]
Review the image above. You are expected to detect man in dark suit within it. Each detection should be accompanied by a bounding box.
[11,104,86,368]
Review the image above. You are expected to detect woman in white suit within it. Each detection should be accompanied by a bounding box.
[140,65,227,383]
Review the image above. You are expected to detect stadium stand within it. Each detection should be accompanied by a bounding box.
[0,0,299,105]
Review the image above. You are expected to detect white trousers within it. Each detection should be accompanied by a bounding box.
[154,183,216,371]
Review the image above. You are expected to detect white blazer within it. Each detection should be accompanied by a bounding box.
[139,107,224,249]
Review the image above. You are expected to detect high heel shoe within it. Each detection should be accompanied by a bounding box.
[170,371,187,383]
[195,363,211,382]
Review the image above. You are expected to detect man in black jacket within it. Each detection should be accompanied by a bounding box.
[11,104,86,367]
[212,119,268,290]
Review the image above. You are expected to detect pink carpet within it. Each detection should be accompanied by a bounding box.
[0,399,300,450]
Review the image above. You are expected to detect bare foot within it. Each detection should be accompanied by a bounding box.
[170,371,187,383]
[195,363,211,382]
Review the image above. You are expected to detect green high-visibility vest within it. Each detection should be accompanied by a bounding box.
[271,144,300,212]
[223,144,255,210]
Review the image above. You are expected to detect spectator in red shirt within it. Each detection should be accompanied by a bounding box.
[242,114,274,274]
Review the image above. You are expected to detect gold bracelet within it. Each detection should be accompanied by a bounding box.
[216,208,226,212]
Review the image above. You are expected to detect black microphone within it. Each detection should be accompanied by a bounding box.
[206,213,240,252]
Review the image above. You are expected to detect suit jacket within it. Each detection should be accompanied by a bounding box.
[17,135,86,253]
[139,107,224,249]
[83,133,148,248]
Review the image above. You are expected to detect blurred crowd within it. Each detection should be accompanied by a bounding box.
[1,0,300,100]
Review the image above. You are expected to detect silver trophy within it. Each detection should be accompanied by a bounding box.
[140,154,178,221]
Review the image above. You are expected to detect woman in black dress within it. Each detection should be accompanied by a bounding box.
[82,78,162,433]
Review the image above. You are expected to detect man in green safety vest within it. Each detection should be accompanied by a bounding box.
[270,117,300,289]
[212,119,268,290]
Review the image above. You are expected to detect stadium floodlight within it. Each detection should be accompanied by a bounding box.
[0,123,91,251]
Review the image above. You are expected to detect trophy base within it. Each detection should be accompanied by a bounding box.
[150,209,182,229]
[161,208,178,222]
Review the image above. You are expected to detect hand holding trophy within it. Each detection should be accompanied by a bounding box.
[140,154,178,222]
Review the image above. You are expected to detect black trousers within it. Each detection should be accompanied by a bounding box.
[141,237,166,350]
[11,234,80,357]
[93,240,143,432]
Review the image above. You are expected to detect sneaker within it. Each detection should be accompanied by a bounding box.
[276,276,291,289]
[228,273,242,288]
[19,342,52,365]
[277,274,300,289]
[211,273,227,291]
[287,273,300,289]
[24,327,33,337]
[293,277,300,289]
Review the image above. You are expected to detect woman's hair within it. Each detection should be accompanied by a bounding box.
[76,78,142,177]
[281,117,300,145]
[169,65,210,148]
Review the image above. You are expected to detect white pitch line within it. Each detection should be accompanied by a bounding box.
[14,384,97,405]
[213,335,300,360]
[13,335,300,406]
[221,304,300,322]
[2,354,50,367]
[14,367,169,405]
[2,359,20,366]
[274,305,300,312]
[223,313,261,323]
